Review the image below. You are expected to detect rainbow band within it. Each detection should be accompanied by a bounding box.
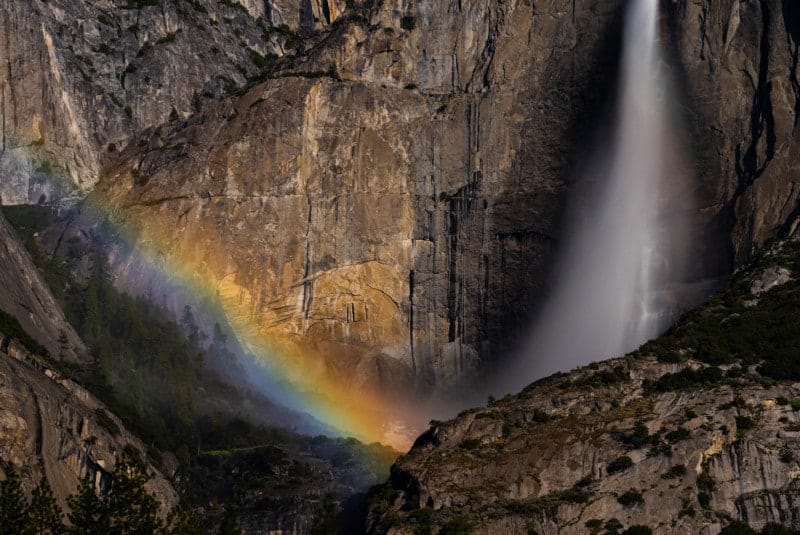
[3,138,412,450]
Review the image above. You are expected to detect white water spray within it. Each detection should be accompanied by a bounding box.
[502,0,691,391]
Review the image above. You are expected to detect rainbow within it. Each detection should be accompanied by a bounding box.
[3,138,418,451]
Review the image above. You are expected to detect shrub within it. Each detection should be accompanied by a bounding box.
[585,519,603,529]
[736,416,755,437]
[665,427,691,443]
[136,42,151,57]
[720,397,747,410]
[607,456,634,474]
[531,409,551,423]
[156,31,178,44]
[679,499,695,517]
[697,472,716,493]
[623,527,653,535]
[94,408,120,436]
[719,521,757,534]
[440,515,472,535]
[617,490,644,507]
[0,308,50,357]
[576,366,629,388]
[791,398,800,411]
[760,523,800,535]
[459,439,481,450]
[650,366,725,392]
[656,351,683,363]
[661,464,687,479]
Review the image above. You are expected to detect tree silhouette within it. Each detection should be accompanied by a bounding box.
[106,445,162,534]
[26,477,65,534]
[164,503,203,535]
[216,505,243,535]
[67,475,108,535]
[0,464,28,535]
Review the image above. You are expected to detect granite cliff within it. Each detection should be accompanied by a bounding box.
[1,0,799,472]
[0,0,799,533]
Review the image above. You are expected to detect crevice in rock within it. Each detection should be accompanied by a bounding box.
[302,192,313,319]
[781,0,800,125]
[735,0,776,195]
[408,269,416,375]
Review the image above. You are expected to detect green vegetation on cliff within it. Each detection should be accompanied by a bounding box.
[638,241,800,383]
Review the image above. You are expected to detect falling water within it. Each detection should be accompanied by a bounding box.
[502,0,690,392]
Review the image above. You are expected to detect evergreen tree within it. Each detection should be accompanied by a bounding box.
[0,464,28,535]
[67,475,108,535]
[310,495,339,535]
[106,445,162,535]
[164,503,203,535]
[216,506,243,535]
[26,477,65,535]
[181,306,198,346]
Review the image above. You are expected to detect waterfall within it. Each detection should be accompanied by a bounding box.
[503,0,690,391]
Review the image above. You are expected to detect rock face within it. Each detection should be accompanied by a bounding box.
[0,213,86,362]
[366,356,800,534]
[2,0,799,418]
[664,0,800,274]
[74,0,628,412]
[0,340,176,511]
[0,0,346,204]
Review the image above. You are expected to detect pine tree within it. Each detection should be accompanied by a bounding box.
[67,475,108,535]
[216,506,243,535]
[310,495,339,535]
[105,445,162,535]
[164,503,203,535]
[26,477,65,535]
[0,464,28,535]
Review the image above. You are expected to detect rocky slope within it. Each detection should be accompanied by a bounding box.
[0,338,177,511]
[0,211,86,362]
[366,236,800,534]
[368,359,800,534]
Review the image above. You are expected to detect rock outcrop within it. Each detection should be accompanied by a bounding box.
[0,339,176,511]
[70,0,629,411]
[0,212,86,362]
[665,0,800,274]
[366,356,800,534]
